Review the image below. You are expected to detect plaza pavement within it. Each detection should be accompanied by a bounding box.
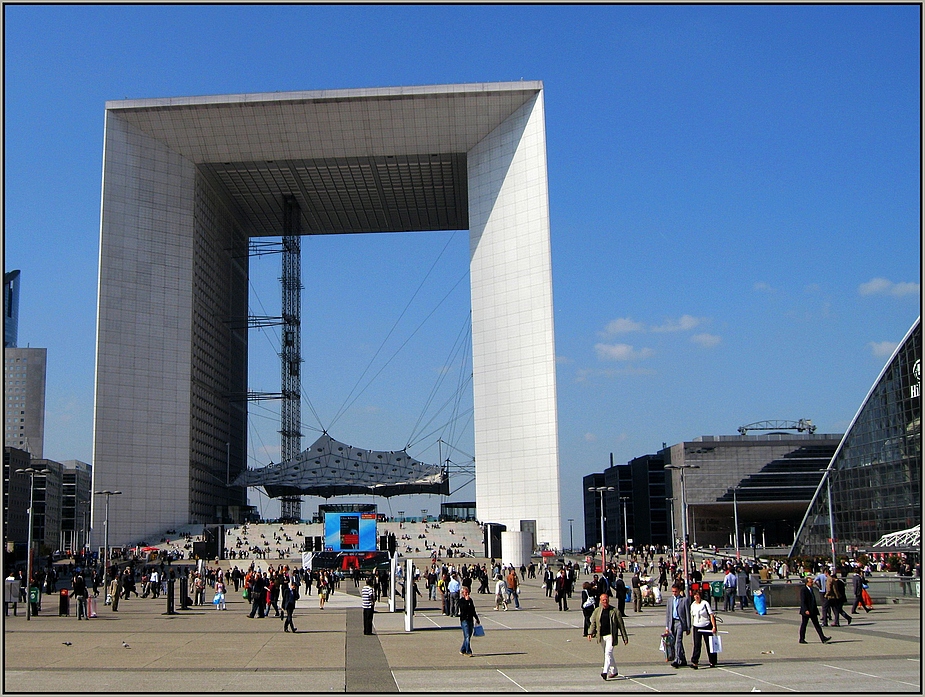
[3,569,920,694]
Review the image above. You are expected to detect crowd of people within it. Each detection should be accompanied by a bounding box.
[7,533,919,685]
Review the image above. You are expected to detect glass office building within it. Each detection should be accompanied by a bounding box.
[792,317,921,558]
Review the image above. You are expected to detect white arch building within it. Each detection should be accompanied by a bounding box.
[92,82,562,550]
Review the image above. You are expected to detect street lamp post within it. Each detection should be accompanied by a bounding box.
[567,518,574,553]
[619,496,630,555]
[94,490,122,584]
[733,485,741,560]
[665,464,699,588]
[587,486,614,571]
[75,496,91,562]
[665,497,676,557]
[15,467,50,621]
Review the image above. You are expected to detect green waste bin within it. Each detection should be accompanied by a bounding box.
[28,586,39,604]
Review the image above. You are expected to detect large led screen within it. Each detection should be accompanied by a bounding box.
[324,512,378,552]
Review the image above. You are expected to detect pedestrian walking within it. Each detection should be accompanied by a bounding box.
[831,573,852,626]
[555,569,569,611]
[505,568,521,609]
[494,576,508,611]
[588,592,628,680]
[723,568,737,612]
[212,580,226,610]
[581,582,596,636]
[72,573,87,620]
[665,582,691,668]
[362,577,376,635]
[457,586,480,656]
[799,575,831,644]
[689,586,718,669]
[247,573,266,618]
[851,570,871,614]
[282,580,299,633]
[631,571,643,612]
[448,572,462,616]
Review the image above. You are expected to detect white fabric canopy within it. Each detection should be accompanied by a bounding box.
[234,433,448,498]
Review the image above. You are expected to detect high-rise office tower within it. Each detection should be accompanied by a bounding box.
[4,270,20,348]
[4,347,47,458]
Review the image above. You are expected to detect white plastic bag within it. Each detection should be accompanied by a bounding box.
[709,633,723,653]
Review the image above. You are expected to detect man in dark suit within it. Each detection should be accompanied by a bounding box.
[613,574,627,617]
[664,582,691,667]
[851,570,871,614]
[799,575,831,644]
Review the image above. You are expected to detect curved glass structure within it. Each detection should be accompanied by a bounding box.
[791,317,921,558]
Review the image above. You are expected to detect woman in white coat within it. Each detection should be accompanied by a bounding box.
[689,586,719,668]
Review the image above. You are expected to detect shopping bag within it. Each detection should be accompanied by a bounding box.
[661,632,675,662]
[87,596,98,618]
[242,588,249,600]
[708,633,723,653]
[861,589,873,607]
[473,624,485,637]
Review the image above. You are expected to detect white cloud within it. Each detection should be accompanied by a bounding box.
[859,277,920,297]
[651,315,704,333]
[753,282,775,293]
[584,432,597,442]
[574,366,658,382]
[602,317,645,335]
[869,341,897,358]
[691,333,721,348]
[891,282,920,297]
[594,343,654,361]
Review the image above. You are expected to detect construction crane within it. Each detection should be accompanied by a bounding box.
[737,419,816,436]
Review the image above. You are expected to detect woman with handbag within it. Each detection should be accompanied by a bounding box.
[580,582,596,636]
[494,576,508,611]
[689,585,718,669]
[212,580,226,610]
[457,586,480,656]
[318,571,330,609]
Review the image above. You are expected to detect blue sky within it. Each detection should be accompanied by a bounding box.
[4,4,921,540]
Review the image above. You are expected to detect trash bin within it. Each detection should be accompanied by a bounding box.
[752,588,767,615]
[29,585,40,616]
[59,589,70,617]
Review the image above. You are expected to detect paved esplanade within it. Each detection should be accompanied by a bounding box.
[5,569,920,693]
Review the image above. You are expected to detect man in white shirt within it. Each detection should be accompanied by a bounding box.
[722,569,737,612]
[447,573,461,617]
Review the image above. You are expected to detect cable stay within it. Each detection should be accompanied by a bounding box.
[244,229,476,504]
[406,314,472,449]
[328,231,462,429]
